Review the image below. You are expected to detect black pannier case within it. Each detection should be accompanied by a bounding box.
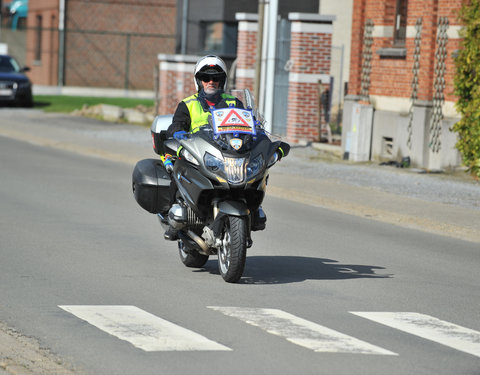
[132,159,171,214]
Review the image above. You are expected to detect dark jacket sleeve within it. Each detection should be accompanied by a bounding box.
[167,101,191,138]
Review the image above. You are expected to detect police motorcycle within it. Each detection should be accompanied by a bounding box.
[132,89,289,283]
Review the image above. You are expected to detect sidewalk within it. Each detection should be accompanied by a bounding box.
[0,108,479,243]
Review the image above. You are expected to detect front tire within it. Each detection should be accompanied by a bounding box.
[178,240,209,268]
[218,216,247,283]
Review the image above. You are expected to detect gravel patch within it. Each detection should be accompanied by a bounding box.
[275,146,480,211]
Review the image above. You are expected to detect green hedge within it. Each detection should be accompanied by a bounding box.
[453,0,480,179]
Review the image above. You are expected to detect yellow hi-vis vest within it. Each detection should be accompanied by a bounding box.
[183,93,237,133]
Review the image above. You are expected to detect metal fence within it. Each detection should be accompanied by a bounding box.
[0,27,27,64]
[63,28,174,90]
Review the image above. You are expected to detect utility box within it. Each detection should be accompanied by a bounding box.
[344,102,373,162]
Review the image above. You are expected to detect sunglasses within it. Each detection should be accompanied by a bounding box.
[198,73,223,82]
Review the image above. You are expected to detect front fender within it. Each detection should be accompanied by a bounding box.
[218,200,250,216]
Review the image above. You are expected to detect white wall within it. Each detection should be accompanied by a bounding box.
[319,0,353,112]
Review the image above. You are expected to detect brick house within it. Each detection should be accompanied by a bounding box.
[342,0,464,170]
[26,0,176,90]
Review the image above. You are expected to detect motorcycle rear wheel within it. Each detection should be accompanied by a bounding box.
[218,216,247,283]
[178,240,209,268]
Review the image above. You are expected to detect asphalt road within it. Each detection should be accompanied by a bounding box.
[0,110,479,374]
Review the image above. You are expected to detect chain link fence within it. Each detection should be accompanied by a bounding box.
[63,29,174,90]
[1,0,176,91]
[0,26,27,64]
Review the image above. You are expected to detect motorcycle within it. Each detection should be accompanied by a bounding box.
[132,89,289,283]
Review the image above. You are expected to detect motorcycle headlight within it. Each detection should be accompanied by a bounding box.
[204,153,245,184]
[180,147,199,165]
[224,157,245,184]
[205,152,224,172]
[267,152,279,168]
[247,154,264,179]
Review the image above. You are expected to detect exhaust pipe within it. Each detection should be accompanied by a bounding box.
[187,230,210,255]
[160,205,210,255]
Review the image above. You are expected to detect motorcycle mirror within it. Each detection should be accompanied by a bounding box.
[279,142,290,158]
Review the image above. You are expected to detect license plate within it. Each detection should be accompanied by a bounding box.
[0,89,12,96]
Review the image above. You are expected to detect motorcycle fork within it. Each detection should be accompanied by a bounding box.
[212,199,253,249]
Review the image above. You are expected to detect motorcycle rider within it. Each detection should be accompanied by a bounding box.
[163,55,245,240]
[166,55,244,139]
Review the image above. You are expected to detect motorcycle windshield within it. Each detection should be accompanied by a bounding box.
[196,123,257,153]
[199,88,267,153]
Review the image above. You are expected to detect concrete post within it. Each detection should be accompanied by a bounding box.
[157,54,198,115]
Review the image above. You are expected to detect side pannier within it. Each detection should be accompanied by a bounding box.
[132,159,171,214]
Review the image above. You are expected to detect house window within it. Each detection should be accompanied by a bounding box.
[35,15,42,62]
[393,0,408,46]
[204,22,223,52]
[202,21,237,56]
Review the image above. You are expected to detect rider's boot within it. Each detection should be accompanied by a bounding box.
[251,206,266,231]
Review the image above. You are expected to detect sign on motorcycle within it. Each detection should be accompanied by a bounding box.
[212,108,255,135]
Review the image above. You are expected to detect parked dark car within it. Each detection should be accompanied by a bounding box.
[0,54,33,107]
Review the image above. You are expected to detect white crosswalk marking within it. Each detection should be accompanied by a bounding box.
[208,306,397,355]
[59,305,231,352]
[351,312,480,358]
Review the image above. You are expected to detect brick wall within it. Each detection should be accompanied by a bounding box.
[235,14,257,93]
[348,0,463,103]
[344,0,465,170]
[349,0,366,96]
[64,0,176,90]
[234,13,335,143]
[26,0,176,89]
[26,0,60,86]
[286,14,334,143]
[157,55,197,115]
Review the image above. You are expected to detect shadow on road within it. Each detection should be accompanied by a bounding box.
[201,256,391,284]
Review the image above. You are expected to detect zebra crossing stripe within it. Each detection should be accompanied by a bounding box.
[351,312,480,358]
[208,306,397,355]
[59,305,231,352]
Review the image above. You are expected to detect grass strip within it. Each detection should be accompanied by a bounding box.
[33,95,155,113]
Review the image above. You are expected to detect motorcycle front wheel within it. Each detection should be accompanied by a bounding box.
[178,240,209,268]
[218,215,247,283]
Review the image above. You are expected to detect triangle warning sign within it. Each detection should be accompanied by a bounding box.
[219,109,250,128]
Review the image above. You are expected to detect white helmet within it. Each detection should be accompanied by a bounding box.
[194,55,228,91]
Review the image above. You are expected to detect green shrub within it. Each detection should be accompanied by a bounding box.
[453,0,480,179]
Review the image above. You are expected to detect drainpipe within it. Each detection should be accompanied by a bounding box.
[180,0,188,54]
[263,0,278,134]
[258,2,268,116]
[254,0,264,104]
[58,0,65,87]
